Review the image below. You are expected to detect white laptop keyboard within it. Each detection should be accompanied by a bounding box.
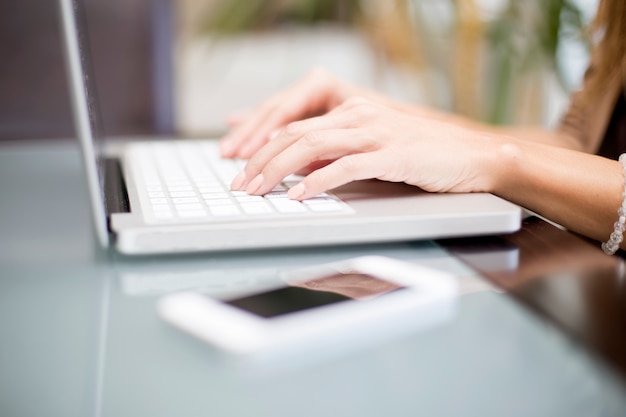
[126,141,353,223]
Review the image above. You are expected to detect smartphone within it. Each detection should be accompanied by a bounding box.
[158,256,457,355]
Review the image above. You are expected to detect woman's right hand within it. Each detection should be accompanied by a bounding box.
[219,68,382,159]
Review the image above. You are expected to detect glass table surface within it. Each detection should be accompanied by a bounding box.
[1,141,624,417]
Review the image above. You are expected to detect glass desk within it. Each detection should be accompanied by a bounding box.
[1,140,625,417]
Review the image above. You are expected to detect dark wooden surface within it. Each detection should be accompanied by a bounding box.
[440,216,626,381]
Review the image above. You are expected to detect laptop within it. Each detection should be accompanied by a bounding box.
[58,0,521,255]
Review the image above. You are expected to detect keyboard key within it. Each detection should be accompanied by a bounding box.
[167,185,193,192]
[172,197,200,204]
[269,199,307,213]
[177,210,208,218]
[241,202,273,215]
[151,204,171,212]
[235,195,265,203]
[302,196,336,205]
[153,211,174,219]
[175,203,204,212]
[304,200,345,212]
[202,192,230,200]
[204,198,233,206]
[209,205,241,217]
[264,192,289,199]
[198,186,224,193]
[170,191,195,198]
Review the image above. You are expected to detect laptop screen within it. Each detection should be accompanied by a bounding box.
[58,0,110,246]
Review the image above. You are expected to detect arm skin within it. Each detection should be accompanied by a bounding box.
[221,69,623,249]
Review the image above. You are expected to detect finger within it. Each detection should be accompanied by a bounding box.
[221,83,315,158]
[222,98,309,159]
[230,115,330,190]
[288,153,387,200]
[222,71,341,159]
[226,110,252,127]
[236,85,344,159]
[295,160,333,175]
[245,128,377,196]
[220,97,284,158]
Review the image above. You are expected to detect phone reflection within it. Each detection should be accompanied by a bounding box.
[291,272,403,300]
[225,272,406,319]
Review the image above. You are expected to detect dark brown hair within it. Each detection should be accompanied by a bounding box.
[586,0,626,98]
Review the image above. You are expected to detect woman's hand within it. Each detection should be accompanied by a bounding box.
[219,68,390,159]
[230,97,503,200]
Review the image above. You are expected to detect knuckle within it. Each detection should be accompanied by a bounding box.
[337,156,359,177]
[245,155,265,173]
[344,96,370,108]
[360,134,380,152]
[301,131,323,147]
[358,104,377,118]
[283,121,302,137]
[344,98,376,118]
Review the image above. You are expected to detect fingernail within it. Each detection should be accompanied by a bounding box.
[288,183,306,200]
[246,173,265,195]
[230,171,246,190]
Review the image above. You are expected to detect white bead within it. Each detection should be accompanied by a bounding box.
[611,232,623,243]
[607,241,618,252]
[602,153,626,255]
[602,242,618,255]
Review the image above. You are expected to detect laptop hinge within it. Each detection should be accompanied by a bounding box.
[103,157,130,222]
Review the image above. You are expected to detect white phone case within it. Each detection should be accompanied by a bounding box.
[158,256,457,356]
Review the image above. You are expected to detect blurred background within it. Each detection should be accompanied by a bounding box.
[0,0,599,141]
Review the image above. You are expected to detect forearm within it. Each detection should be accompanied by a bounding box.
[488,138,623,246]
[391,101,585,150]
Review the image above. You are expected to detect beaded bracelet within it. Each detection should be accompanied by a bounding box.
[601,153,626,255]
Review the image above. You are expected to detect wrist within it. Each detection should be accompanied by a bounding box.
[476,134,523,196]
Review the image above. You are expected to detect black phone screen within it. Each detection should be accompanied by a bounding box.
[225,272,406,319]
